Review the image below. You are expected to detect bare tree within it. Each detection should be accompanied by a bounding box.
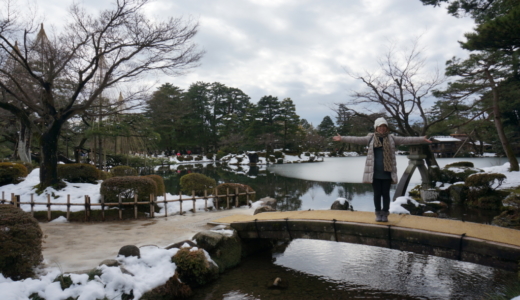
[338,40,462,169]
[0,0,204,188]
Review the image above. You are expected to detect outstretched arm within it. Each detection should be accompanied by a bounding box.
[332,134,371,145]
[393,136,432,146]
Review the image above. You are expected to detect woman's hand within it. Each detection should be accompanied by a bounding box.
[332,134,341,142]
[424,137,432,143]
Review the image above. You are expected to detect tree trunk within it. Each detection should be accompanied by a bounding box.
[39,121,63,189]
[17,121,32,163]
[485,69,520,171]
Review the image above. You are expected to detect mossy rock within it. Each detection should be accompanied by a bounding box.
[0,205,43,280]
[466,191,508,210]
[492,208,520,229]
[192,230,242,273]
[172,247,219,287]
[449,184,468,203]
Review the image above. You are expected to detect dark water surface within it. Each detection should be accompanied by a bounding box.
[191,240,515,300]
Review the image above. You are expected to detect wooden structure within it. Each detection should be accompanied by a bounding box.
[0,188,255,222]
[213,210,520,273]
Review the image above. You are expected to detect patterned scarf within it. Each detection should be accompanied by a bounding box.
[373,132,392,172]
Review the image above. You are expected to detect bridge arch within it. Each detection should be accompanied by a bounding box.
[223,212,520,273]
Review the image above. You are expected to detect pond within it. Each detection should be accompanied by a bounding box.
[158,156,518,299]
[158,156,517,299]
[161,156,511,223]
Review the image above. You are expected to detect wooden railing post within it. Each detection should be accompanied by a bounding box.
[179,192,183,215]
[13,195,18,208]
[85,196,90,222]
[214,188,219,210]
[66,195,71,221]
[30,194,35,217]
[192,190,196,214]
[204,190,208,211]
[118,195,123,220]
[235,187,239,207]
[47,194,51,221]
[226,188,230,209]
[149,194,154,218]
[163,193,168,217]
[134,194,138,219]
[100,195,105,222]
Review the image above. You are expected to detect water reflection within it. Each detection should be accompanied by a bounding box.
[192,239,515,300]
[159,156,510,220]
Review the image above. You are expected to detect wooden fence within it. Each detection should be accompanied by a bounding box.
[0,188,255,222]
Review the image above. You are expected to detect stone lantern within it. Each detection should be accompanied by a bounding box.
[393,145,431,201]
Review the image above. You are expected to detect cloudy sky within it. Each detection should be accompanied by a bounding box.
[38,0,475,126]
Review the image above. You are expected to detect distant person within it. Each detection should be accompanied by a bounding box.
[332,118,431,222]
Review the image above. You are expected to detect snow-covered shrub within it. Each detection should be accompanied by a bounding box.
[0,162,28,186]
[205,153,214,160]
[184,155,194,161]
[441,165,482,183]
[273,151,284,159]
[141,273,193,299]
[100,176,157,211]
[216,183,255,208]
[0,205,43,280]
[180,173,216,196]
[57,163,99,183]
[110,165,138,177]
[445,161,474,168]
[172,248,219,287]
[144,174,165,196]
[465,173,508,209]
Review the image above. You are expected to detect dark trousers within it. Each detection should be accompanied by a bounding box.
[372,179,392,212]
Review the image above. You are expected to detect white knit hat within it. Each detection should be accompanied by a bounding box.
[374,117,388,129]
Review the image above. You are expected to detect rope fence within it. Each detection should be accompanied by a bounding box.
[0,188,255,222]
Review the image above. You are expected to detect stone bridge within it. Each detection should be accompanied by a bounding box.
[211,210,520,273]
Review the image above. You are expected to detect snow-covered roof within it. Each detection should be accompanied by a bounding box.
[431,136,461,142]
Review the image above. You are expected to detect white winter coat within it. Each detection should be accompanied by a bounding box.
[340,133,427,184]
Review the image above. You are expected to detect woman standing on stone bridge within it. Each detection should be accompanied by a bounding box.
[332,117,431,222]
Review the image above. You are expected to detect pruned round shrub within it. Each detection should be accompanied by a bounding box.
[273,151,284,159]
[98,170,113,180]
[205,153,214,160]
[465,173,506,191]
[0,205,43,280]
[216,183,255,207]
[216,150,226,161]
[110,165,138,177]
[465,173,508,209]
[145,175,165,196]
[57,163,99,183]
[180,173,216,196]
[172,247,219,287]
[0,162,28,186]
[12,161,37,173]
[177,155,185,162]
[184,155,193,161]
[445,161,474,168]
[441,166,482,183]
[100,176,157,211]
